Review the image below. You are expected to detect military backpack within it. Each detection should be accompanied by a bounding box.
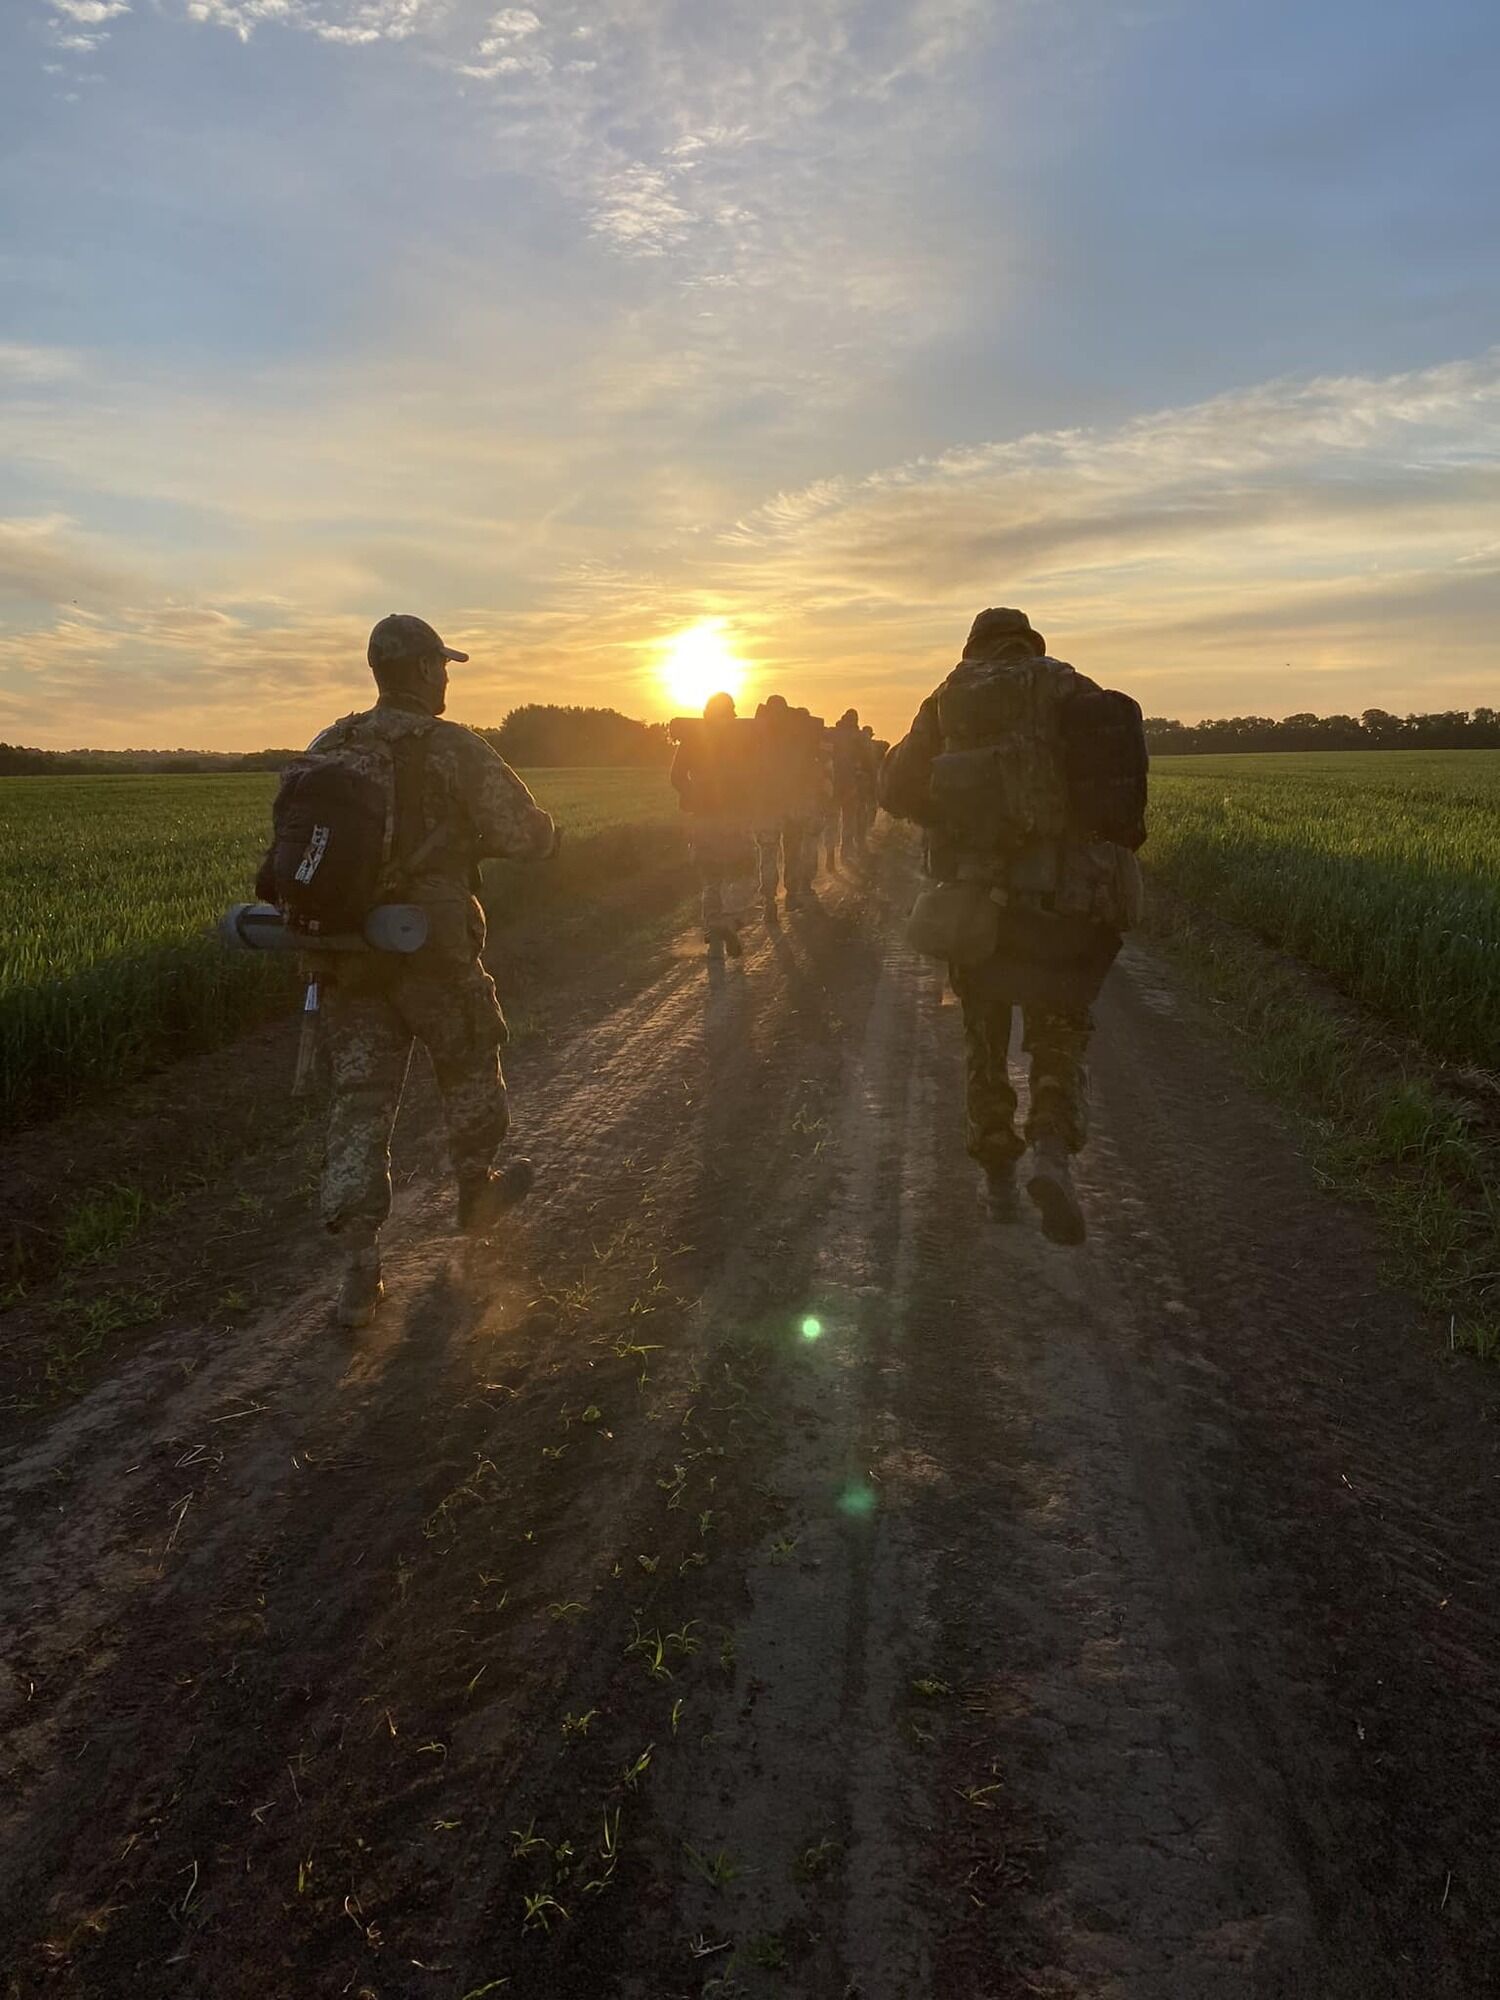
[264,719,443,938]
[929,657,1148,855]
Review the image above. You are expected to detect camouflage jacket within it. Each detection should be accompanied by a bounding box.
[257,693,555,958]
[881,654,1139,930]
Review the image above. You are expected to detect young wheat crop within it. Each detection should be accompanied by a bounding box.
[1146,751,1500,1071]
[0,767,678,1127]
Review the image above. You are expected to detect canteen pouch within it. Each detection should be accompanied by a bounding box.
[905,880,1000,966]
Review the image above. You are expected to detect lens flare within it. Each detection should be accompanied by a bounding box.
[837,1482,877,1518]
[799,1315,823,1341]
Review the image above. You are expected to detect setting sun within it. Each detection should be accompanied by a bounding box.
[659,619,746,715]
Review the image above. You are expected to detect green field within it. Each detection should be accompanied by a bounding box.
[1147,750,1500,1070]
[0,768,677,1126]
[7,752,1499,1131]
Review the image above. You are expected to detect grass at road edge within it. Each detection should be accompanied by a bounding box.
[1143,887,1500,1359]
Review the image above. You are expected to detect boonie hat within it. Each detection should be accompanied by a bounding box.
[964,607,1046,657]
[368,613,470,672]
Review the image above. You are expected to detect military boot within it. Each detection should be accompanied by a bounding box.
[335,1230,383,1329]
[721,923,743,959]
[458,1158,536,1235]
[1024,1137,1086,1246]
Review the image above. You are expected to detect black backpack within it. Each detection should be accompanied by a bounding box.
[1059,688,1149,850]
[265,724,437,936]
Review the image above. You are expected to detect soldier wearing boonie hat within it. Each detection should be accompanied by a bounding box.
[880,606,1148,1247]
[257,613,558,1328]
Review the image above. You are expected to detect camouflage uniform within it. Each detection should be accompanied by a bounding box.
[881,612,1129,1178]
[947,966,1091,1168]
[263,693,555,1236]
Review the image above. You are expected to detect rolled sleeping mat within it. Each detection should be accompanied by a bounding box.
[218,903,430,954]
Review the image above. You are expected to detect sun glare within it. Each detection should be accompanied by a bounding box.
[659,619,745,714]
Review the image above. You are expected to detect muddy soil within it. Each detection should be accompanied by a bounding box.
[2,832,1498,1999]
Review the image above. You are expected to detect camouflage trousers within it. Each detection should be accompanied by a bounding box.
[689,818,755,936]
[949,965,1092,1169]
[756,818,813,899]
[321,957,509,1235]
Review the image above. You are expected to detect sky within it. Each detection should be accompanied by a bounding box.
[2,0,1499,749]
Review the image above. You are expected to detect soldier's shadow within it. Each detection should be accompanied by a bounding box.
[762,898,879,1047]
[700,943,751,1051]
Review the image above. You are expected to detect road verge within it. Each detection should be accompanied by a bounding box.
[1143,884,1500,1356]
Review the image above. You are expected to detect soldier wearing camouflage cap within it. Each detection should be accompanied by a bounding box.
[257,613,558,1327]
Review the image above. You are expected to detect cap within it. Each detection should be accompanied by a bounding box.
[964,607,1046,657]
[367,613,469,674]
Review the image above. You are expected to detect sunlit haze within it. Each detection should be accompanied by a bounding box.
[659,620,746,717]
[3,0,1498,749]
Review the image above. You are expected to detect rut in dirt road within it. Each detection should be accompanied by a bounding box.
[2,835,1499,1999]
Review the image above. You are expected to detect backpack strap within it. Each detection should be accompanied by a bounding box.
[384,725,442,892]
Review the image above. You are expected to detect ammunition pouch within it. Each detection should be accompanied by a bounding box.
[1054,841,1146,931]
[928,747,1031,851]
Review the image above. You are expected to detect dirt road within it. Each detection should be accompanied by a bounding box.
[3,835,1499,1998]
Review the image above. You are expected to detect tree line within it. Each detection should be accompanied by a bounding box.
[477,704,670,767]
[0,744,297,776]
[1145,708,1500,754]
[5,703,1500,776]
[0,705,668,777]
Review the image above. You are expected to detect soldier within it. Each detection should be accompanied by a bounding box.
[753,694,822,919]
[828,708,874,861]
[257,613,558,1327]
[858,725,886,844]
[813,726,839,875]
[881,608,1146,1246]
[669,691,757,960]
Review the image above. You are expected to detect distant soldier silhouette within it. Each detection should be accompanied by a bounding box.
[669,692,757,960]
[827,708,878,861]
[753,694,824,918]
[882,608,1147,1244]
[256,614,557,1327]
[859,725,886,843]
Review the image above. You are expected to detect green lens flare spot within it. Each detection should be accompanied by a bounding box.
[799,1316,823,1341]
[837,1482,876,1518]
